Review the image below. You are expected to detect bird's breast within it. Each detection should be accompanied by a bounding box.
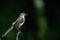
[18,21,24,28]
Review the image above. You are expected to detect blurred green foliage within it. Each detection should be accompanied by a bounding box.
[0,0,60,40]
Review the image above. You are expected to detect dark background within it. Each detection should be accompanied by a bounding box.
[0,0,60,40]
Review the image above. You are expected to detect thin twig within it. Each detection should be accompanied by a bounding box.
[16,31,21,40]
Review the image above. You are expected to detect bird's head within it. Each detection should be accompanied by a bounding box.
[20,12,28,17]
[20,13,28,16]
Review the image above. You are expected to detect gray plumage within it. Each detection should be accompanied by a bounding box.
[1,12,28,37]
[13,15,25,28]
[13,13,27,29]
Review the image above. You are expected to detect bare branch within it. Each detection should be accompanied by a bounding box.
[16,31,21,40]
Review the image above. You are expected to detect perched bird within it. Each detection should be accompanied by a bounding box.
[1,13,28,37]
[13,13,28,31]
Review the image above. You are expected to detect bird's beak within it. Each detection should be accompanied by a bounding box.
[25,14,28,15]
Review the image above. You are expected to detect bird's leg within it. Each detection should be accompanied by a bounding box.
[15,27,22,34]
[16,27,22,40]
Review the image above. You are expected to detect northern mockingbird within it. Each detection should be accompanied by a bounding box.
[1,13,28,37]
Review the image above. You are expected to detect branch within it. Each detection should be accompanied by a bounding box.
[16,31,21,40]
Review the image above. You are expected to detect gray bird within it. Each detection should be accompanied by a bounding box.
[1,13,28,37]
[13,13,28,31]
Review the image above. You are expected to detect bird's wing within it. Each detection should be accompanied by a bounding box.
[13,18,24,27]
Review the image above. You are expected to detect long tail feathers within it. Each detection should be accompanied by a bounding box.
[1,26,14,37]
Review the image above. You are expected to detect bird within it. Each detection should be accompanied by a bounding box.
[13,13,28,31]
[1,12,28,37]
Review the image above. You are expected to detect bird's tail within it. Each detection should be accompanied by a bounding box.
[1,26,14,38]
